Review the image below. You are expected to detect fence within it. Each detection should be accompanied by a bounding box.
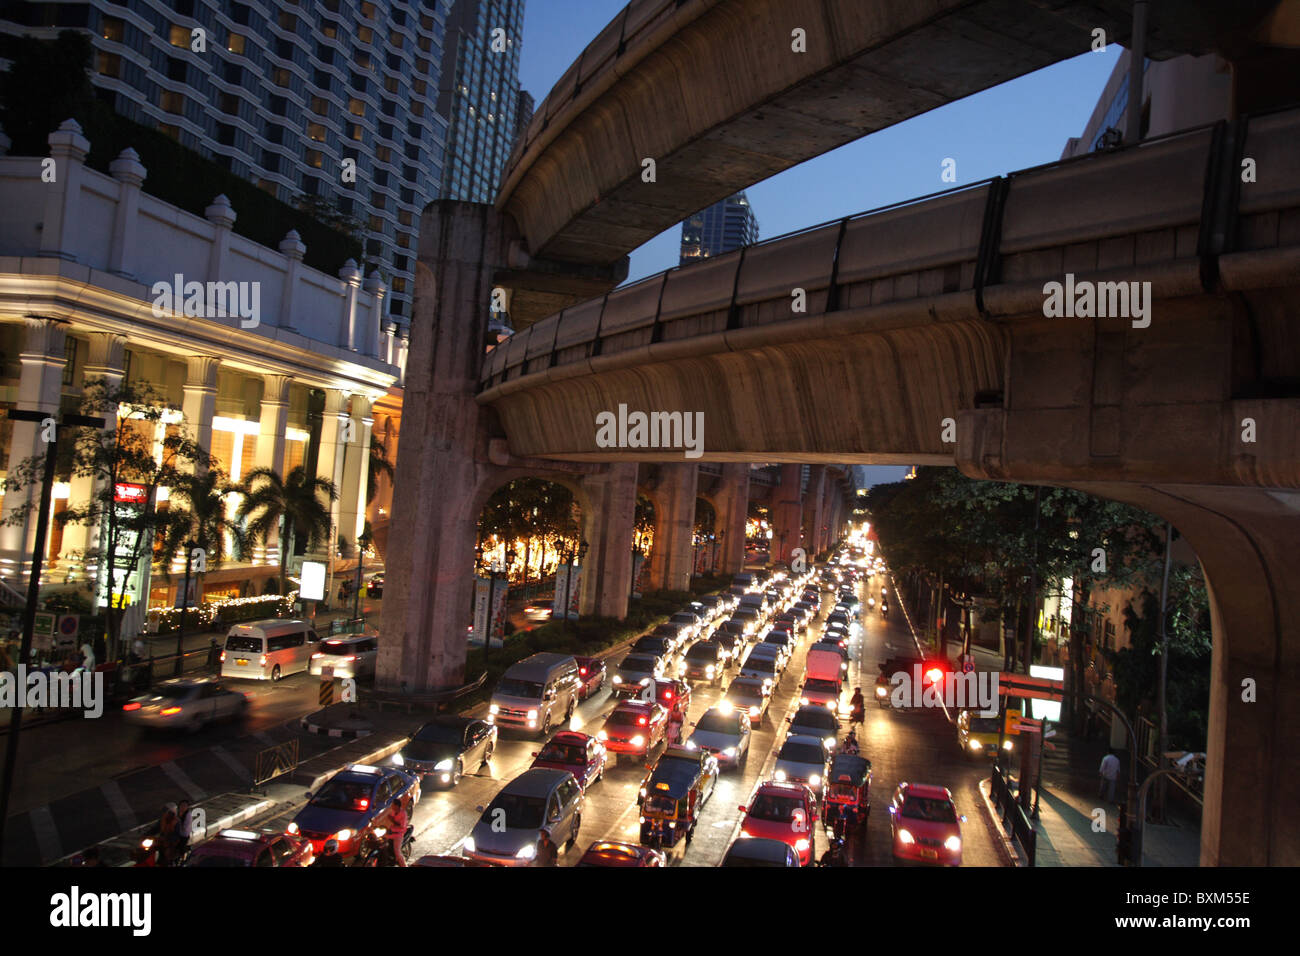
[1135,715,1204,807]
[252,738,300,790]
[991,763,1037,866]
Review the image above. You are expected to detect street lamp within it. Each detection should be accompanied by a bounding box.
[174,538,199,677]
[0,408,104,857]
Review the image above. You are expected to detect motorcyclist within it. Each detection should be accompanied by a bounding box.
[311,838,346,867]
[842,728,860,755]
[849,687,865,725]
[880,600,889,619]
[383,796,410,867]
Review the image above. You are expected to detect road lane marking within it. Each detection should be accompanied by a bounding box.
[160,760,207,801]
[100,780,138,832]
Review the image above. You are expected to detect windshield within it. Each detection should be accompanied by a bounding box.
[748,794,803,823]
[484,794,545,829]
[320,642,360,656]
[686,644,717,661]
[606,710,650,727]
[620,656,657,672]
[902,797,958,823]
[792,709,837,731]
[804,679,839,693]
[779,742,825,765]
[536,742,585,764]
[970,716,1001,733]
[224,636,261,652]
[495,678,543,699]
[744,658,777,673]
[643,794,679,816]
[413,724,464,745]
[695,712,739,735]
[311,779,373,811]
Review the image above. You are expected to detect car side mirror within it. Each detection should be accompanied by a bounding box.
[960,815,967,823]
[475,805,485,813]
[531,752,539,758]
[304,791,313,801]
[738,805,747,814]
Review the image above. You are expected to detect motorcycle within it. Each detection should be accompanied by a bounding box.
[355,824,415,867]
[816,835,847,867]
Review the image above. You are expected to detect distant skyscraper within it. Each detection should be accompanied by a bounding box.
[680,191,759,265]
[437,0,526,203]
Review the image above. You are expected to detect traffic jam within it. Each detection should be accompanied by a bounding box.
[176,547,998,868]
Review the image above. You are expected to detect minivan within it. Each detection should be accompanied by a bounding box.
[221,619,318,681]
[487,652,582,736]
[463,768,585,866]
[309,634,379,680]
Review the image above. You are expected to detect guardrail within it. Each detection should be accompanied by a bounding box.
[252,738,300,791]
[991,763,1037,866]
[1135,715,1204,807]
[369,671,488,714]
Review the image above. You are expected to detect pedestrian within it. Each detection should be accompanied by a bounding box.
[79,638,95,672]
[535,828,559,867]
[1099,751,1121,803]
[666,710,683,746]
[176,799,197,860]
[157,804,181,866]
[131,635,146,663]
[207,637,221,672]
[383,796,409,867]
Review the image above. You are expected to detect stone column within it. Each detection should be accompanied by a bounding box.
[181,355,220,466]
[802,465,827,561]
[579,463,637,618]
[395,325,410,384]
[0,319,68,579]
[770,464,804,565]
[106,148,146,279]
[338,259,362,351]
[378,202,513,693]
[337,394,374,551]
[204,194,236,288]
[647,463,697,592]
[713,463,750,575]
[61,332,127,577]
[252,375,291,566]
[278,231,306,332]
[363,271,386,358]
[314,388,349,543]
[39,120,89,261]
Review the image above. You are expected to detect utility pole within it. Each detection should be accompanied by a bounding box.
[174,539,198,677]
[1023,487,1041,675]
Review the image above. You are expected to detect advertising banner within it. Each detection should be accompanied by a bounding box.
[490,576,509,643]
[554,563,582,621]
[472,576,491,644]
[631,554,646,599]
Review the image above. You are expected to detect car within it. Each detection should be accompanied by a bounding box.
[522,598,553,622]
[394,716,497,787]
[630,634,676,659]
[737,781,819,866]
[651,621,690,652]
[638,744,719,807]
[877,656,954,708]
[669,611,703,640]
[650,676,693,721]
[689,600,717,624]
[684,704,751,769]
[679,639,728,685]
[800,676,843,713]
[957,708,1015,759]
[720,837,802,867]
[822,623,852,646]
[463,768,584,866]
[576,841,666,867]
[722,678,771,726]
[767,621,797,645]
[610,652,667,698]
[186,828,314,867]
[572,655,608,700]
[638,745,720,846]
[752,637,791,671]
[731,607,764,634]
[737,650,782,690]
[718,617,756,644]
[825,610,852,631]
[365,573,384,597]
[780,607,810,632]
[710,627,745,662]
[122,678,248,732]
[773,733,831,796]
[308,634,379,680]
[788,704,841,753]
[597,700,669,760]
[530,730,607,790]
[888,783,965,866]
[288,763,421,861]
[810,639,850,675]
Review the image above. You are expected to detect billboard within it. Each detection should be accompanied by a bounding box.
[299,560,326,601]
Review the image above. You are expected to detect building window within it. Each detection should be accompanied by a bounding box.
[390,31,403,49]
[347,123,363,141]
[360,2,377,20]
[305,149,323,169]
[158,124,181,142]
[310,96,328,115]
[397,209,412,227]
[101,16,124,42]
[160,90,184,114]
[375,146,391,163]
[357,26,373,44]
[97,52,122,79]
[278,12,297,31]
[370,190,386,210]
[218,92,240,115]
[62,338,77,386]
[348,98,365,116]
[272,68,292,87]
[368,215,384,233]
[169,25,190,49]
[396,232,412,249]
[227,32,246,54]
[307,122,326,142]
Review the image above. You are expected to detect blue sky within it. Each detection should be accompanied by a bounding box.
[516,2,1121,486]
[519,0,1121,284]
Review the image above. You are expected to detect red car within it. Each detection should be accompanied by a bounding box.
[574,656,607,700]
[651,677,692,721]
[597,700,668,760]
[888,783,965,866]
[576,841,667,867]
[736,781,819,866]
[186,828,314,867]
[530,730,607,790]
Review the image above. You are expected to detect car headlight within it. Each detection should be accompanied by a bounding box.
[898,829,915,845]
[824,736,835,748]
[527,709,538,720]
[826,700,837,710]
[597,730,607,740]
[516,844,537,860]
[392,753,405,766]
[463,836,476,853]
[639,678,650,686]
[774,769,787,781]
[631,735,645,747]
[944,835,962,852]
[434,758,454,771]
[749,706,759,717]
[685,740,697,749]
[335,829,353,842]
[795,838,810,852]
[1003,739,1014,751]
[969,740,984,751]
[489,704,499,714]
[876,686,887,697]
[723,747,737,757]
[287,822,299,834]
[612,675,623,683]
[800,697,809,706]
[809,774,821,787]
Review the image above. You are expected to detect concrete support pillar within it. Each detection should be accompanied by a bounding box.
[314,388,350,547]
[338,259,362,351]
[363,271,386,358]
[579,463,636,618]
[278,231,306,332]
[62,332,126,577]
[181,355,220,466]
[337,394,374,551]
[106,148,146,279]
[771,464,804,565]
[204,194,236,287]
[0,318,68,580]
[647,463,697,592]
[802,465,827,561]
[713,463,750,575]
[378,202,512,693]
[252,375,290,566]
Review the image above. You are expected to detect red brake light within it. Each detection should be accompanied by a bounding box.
[638,716,647,726]
[123,702,141,711]
[580,668,587,675]
[926,668,944,684]
[356,798,369,810]
[665,692,673,700]
[219,651,226,662]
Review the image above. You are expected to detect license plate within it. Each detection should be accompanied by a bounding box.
[235,659,248,666]
[921,849,938,860]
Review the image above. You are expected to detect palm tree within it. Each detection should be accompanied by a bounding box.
[236,465,338,596]
[367,435,395,505]
[155,468,249,594]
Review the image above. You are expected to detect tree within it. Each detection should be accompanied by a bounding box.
[1,380,212,658]
[0,30,94,156]
[155,467,249,592]
[366,434,395,505]
[235,466,337,596]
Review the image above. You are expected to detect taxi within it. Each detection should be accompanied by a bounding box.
[638,745,719,848]
[530,730,607,791]
[185,828,314,867]
[957,708,1015,758]
[650,676,692,721]
[287,763,421,862]
[888,782,965,866]
[597,700,668,761]
[576,841,666,867]
[737,780,819,866]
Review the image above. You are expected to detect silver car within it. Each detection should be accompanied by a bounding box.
[773,733,831,798]
[309,634,379,680]
[123,678,248,732]
[684,706,751,770]
[463,769,584,866]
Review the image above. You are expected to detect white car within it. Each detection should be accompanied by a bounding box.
[685,705,752,770]
[122,678,248,732]
[308,634,379,680]
[773,733,831,797]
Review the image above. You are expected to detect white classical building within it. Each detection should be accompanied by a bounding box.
[0,119,407,606]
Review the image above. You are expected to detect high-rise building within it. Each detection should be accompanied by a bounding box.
[0,1,464,321]
[679,191,760,265]
[436,0,525,203]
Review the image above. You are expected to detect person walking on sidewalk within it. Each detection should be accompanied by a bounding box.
[1098,751,1121,803]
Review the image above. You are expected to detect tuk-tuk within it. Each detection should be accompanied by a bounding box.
[823,753,871,839]
[638,745,718,849]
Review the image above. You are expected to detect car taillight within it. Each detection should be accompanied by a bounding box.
[160,706,182,716]
[343,656,356,662]
[580,668,587,676]
[260,655,268,666]
[355,798,369,810]
[311,652,323,659]
[638,716,647,726]
[219,651,226,662]
[123,702,141,711]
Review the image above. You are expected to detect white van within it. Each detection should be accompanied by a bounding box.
[220,619,318,681]
[486,652,582,737]
[308,633,379,680]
